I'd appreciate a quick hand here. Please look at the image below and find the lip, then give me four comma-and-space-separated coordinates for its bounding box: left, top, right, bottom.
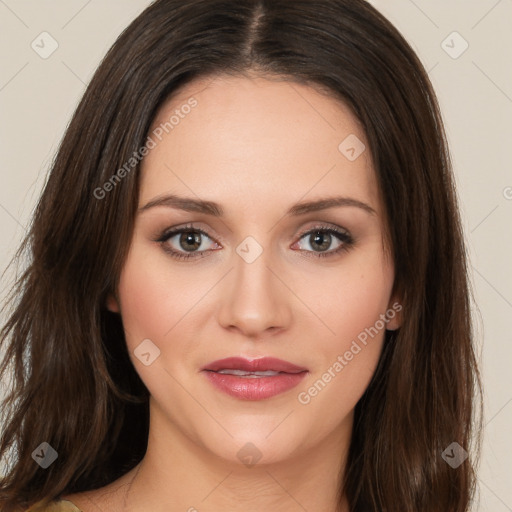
201, 357, 308, 400
202, 357, 307, 373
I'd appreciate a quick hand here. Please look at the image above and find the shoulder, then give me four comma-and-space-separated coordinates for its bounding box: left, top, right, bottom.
25, 465, 140, 512
25, 499, 82, 512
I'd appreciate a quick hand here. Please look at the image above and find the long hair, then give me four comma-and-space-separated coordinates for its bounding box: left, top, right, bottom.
0, 1, 483, 510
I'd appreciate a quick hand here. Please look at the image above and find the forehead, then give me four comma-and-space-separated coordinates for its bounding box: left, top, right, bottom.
139, 74, 381, 218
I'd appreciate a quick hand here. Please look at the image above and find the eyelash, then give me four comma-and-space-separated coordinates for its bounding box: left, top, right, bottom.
155, 223, 355, 261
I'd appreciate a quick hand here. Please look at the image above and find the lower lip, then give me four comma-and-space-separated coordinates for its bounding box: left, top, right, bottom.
202, 371, 307, 400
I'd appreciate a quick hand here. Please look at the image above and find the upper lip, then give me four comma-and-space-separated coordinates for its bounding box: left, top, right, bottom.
201, 357, 308, 374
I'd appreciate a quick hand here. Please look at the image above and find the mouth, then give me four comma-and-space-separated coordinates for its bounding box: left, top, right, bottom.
201, 357, 308, 400
214, 369, 285, 377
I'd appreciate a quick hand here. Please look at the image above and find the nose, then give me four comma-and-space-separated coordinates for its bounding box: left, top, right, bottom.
216, 244, 292, 340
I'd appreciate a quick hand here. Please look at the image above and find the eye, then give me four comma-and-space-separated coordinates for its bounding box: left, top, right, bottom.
155, 223, 220, 261
155, 223, 354, 261
293, 224, 354, 258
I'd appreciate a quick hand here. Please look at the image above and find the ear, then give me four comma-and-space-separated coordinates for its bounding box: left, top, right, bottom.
385, 294, 403, 331
105, 292, 120, 313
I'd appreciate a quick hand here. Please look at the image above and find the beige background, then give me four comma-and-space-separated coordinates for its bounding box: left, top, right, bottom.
0, 1, 511, 509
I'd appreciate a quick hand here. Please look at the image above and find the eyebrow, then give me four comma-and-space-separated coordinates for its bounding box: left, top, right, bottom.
138, 194, 376, 217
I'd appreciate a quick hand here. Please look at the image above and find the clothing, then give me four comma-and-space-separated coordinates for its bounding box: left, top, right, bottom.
26, 499, 82, 512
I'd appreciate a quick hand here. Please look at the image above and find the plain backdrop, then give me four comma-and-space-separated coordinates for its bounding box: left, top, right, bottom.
0, 1, 511, 510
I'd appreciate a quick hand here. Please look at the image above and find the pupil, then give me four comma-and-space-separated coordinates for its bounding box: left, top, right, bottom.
180, 231, 201, 251
311, 231, 330, 252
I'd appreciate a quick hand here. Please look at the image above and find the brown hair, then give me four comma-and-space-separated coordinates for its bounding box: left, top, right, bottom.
0, 1, 483, 510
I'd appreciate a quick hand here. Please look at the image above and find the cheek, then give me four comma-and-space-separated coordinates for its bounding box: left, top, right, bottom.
300, 249, 394, 347
294, 248, 393, 407
117, 265, 166, 342
330, 274, 391, 343
115, 246, 207, 399
116, 244, 195, 350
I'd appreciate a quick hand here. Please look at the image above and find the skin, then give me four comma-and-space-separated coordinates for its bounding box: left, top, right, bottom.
64, 73, 401, 512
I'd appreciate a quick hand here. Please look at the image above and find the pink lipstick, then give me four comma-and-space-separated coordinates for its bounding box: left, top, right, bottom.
201, 357, 308, 400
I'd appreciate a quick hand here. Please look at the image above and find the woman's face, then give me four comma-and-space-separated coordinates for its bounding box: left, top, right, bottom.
108, 74, 400, 467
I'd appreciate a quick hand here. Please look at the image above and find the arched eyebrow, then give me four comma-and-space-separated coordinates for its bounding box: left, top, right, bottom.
138, 194, 376, 216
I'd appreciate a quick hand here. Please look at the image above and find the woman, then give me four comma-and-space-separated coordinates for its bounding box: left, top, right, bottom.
0, 0, 483, 511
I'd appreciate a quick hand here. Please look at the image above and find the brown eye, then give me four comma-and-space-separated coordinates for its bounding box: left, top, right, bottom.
308, 231, 334, 252
156, 224, 220, 261
178, 231, 202, 252
294, 226, 354, 258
